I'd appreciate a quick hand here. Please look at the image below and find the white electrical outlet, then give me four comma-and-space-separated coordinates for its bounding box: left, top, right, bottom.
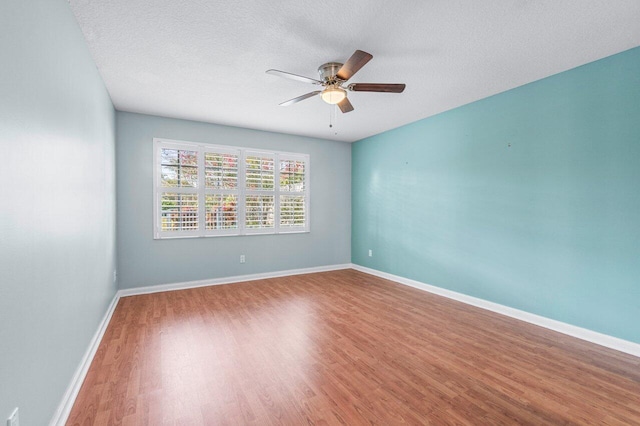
368, 249, 373, 257
113, 270, 117, 283
240, 254, 246, 264
7, 407, 19, 426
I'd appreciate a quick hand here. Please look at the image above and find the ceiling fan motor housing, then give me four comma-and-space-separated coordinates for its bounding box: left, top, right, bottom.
318, 62, 344, 83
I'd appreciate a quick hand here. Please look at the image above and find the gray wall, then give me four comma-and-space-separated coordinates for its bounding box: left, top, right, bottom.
0, 0, 117, 424
116, 112, 351, 289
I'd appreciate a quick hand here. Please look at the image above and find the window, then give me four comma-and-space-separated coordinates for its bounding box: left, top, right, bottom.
153, 138, 309, 238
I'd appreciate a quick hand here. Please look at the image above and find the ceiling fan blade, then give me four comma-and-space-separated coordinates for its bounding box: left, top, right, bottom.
337, 97, 354, 113
336, 50, 373, 81
348, 83, 406, 93
266, 69, 322, 85
279, 91, 322, 106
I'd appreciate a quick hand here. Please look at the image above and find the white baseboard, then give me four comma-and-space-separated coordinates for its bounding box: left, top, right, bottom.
52, 262, 638, 424
118, 263, 353, 297
350, 263, 640, 358
50, 293, 120, 426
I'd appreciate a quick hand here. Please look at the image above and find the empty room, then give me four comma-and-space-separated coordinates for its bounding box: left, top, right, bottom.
2, 0, 640, 425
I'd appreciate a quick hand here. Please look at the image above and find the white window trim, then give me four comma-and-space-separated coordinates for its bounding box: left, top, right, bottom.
153, 138, 310, 239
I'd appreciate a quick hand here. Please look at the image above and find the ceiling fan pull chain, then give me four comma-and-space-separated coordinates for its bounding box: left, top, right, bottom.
329, 104, 333, 128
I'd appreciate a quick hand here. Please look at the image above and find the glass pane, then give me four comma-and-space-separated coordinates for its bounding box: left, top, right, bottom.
245, 195, 274, 229
205, 152, 238, 189
179, 150, 198, 166
205, 153, 223, 168
161, 165, 179, 187
160, 148, 198, 187
205, 168, 223, 188
280, 195, 305, 228
223, 170, 238, 190
246, 155, 274, 190
160, 193, 198, 231
205, 194, 238, 230
279, 160, 305, 192
180, 166, 198, 188
161, 149, 179, 165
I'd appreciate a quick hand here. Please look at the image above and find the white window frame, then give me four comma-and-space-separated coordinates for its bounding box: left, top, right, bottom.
153, 138, 310, 239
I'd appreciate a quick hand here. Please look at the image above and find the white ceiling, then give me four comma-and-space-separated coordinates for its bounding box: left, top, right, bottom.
69, 0, 640, 142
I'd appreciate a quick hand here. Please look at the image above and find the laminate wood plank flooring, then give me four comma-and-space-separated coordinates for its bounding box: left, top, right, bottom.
67, 269, 640, 425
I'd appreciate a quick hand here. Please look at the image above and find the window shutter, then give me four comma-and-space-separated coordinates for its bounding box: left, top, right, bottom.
154, 139, 309, 238
244, 152, 276, 232
203, 149, 240, 234
278, 157, 307, 231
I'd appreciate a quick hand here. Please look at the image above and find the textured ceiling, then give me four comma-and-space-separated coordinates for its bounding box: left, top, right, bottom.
69, 0, 640, 142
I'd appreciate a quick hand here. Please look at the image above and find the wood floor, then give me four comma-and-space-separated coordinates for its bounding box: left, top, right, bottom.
67, 269, 640, 425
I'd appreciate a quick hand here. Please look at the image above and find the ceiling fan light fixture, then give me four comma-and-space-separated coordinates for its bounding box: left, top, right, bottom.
321, 87, 346, 104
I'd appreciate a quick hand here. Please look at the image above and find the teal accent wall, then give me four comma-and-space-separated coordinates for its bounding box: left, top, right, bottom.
116, 112, 351, 289
352, 47, 640, 344
0, 0, 117, 424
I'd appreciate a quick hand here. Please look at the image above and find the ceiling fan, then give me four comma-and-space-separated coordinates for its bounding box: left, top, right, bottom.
266, 50, 406, 113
